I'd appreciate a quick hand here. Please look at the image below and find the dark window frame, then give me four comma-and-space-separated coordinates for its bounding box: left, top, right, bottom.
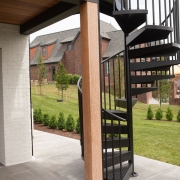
42, 46, 47, 57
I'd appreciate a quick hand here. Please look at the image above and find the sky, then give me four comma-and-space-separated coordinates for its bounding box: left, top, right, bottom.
30, 13, 120, 43
30, 0, 171, 43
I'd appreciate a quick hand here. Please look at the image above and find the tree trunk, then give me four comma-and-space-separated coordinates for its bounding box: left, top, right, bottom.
62, 89, 63, 100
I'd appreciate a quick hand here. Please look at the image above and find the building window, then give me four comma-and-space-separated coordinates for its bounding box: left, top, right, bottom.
67, 44, 73, 50
42, 46, 47, 57
52, 66, 56, 81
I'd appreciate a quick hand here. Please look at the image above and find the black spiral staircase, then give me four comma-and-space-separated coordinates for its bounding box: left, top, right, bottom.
78, 0, 180, 179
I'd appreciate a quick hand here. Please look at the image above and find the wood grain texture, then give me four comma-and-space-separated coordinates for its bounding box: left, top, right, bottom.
0, 0, 59, 24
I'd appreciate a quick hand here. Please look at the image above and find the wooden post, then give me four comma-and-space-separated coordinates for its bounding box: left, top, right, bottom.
80, 1, 102, 180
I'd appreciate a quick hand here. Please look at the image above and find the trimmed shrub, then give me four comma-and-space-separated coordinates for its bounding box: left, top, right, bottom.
43, 113, 50, 126
33, 109, 38, 123
37, 108, 43, 123
177, 110, 180, 122
147, 106, 154, 120
58, 112, 65, 130
72, 74, 80, 84
66, 114, 75, 132
155, 108, 163, 120
49, 115, 57, 129
166, 107, 173, 121
75, 117, 80, 134
67, 74, 73, 84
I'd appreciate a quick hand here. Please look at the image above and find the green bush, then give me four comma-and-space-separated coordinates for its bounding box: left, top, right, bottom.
33, 109, 38, 123
155, 108, 163, 120
75, 117, 80, 134
37, 108, 43, 123
58, 112, 65, 130
43, 113, 50, 126
66, 114, 75, 132
177, 110, 180, 122
72, 74, 80, 84
49, 115, 57, 129
67, 74, 73, 84
166, 107, 173, 121
147, 106, 154, 120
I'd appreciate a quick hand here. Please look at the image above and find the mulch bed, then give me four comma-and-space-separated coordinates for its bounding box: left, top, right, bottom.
34, 123, 80, 140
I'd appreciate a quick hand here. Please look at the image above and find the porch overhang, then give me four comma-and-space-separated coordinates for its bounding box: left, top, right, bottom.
0, 0, 113, 35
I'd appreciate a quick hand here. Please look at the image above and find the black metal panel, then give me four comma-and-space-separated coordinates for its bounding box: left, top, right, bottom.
129, 43, 180, 59
115, 98, 137, 108
131, 75, 175, 84
130, 60, 180, 71
127, 25, 173, 46
104, 164, 132, 180
102, 124, 128, 134
20, 2, 78, 35
102, 110, 127, 120
113, 10, 148, 34
99, 0, 113, 17
131, 87, 158, 96
103, 151, 131, 167
102, 137, 129, 149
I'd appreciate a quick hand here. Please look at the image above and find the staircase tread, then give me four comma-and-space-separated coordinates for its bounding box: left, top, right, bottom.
113, 10, 148, 33
130, 60, 180, 71
131, 74, 175, 84
127, 25, 173, 46
113, 9, 148, 15
131, 87, 158, 96
129, 43, 180, 59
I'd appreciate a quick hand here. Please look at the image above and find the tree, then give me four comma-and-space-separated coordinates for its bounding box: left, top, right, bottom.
153, 79, 172, 107
147, 106, 154, 120
155, 108, 163, 120
177, 109, 180, 122
166, 107, 173, 121
37, 55, 46, 95
55, 62, 69, 100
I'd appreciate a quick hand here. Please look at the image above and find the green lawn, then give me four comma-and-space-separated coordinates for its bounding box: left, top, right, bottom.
31, 84, 180, 166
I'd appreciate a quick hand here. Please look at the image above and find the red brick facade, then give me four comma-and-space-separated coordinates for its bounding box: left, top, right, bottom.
169, 80, 180, 105
30, 34, 110, 82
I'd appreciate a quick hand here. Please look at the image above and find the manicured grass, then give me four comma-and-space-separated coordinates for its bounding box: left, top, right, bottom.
31, 84, 180, 166
133, 102, 180, 166
31, 84, 79, 120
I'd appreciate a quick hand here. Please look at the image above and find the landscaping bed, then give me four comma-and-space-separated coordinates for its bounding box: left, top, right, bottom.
34, 123, 80, 140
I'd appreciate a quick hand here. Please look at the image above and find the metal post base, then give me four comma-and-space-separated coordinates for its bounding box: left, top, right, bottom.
131, 172, 138, 177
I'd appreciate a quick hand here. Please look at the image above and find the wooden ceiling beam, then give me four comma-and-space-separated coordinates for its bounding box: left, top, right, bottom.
20, 1, 79, 35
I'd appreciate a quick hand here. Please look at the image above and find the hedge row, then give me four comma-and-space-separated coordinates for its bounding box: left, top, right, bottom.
147, 106, 180, 122
33, 108, 80, 133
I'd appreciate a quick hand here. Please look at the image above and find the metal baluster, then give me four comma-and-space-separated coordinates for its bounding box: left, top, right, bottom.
118, 54, 121, 99
164, 0, 168, 26
113, 58, 116, 109
152, 0, 155, 25
103, 63, 106, 109
159, 0, 162, 25
137, 0, 139, 9
144, 0, 148, 25
169, 0, 173, 42
108, 59, 111, 109
129, 0, 131, 9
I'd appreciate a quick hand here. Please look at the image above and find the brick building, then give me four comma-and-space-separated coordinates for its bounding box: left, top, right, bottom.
169, 66, 180, 105
30, 21, 125, 82
30, 20, 155, 104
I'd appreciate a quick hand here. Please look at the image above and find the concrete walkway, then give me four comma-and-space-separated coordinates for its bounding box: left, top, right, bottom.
0, 130, 180, 180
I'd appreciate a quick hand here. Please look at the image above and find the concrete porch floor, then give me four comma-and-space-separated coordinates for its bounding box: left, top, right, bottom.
0, 130, 180, 180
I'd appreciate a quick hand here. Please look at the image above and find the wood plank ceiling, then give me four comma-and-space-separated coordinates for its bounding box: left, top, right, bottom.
0, 0, 60, 25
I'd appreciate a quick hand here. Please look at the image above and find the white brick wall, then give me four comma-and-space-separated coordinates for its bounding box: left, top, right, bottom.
0, 23, 32, 166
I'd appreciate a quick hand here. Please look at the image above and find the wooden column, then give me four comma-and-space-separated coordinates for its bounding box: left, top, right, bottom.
80, 1, 102, 180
